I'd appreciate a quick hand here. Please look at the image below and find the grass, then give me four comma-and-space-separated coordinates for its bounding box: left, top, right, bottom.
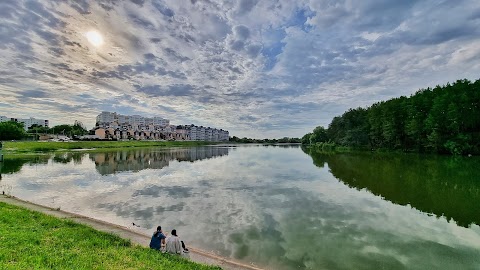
2, 140, 215, 153
0, 202, 221, 270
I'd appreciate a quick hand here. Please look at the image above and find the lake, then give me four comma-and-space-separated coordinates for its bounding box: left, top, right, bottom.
1, 145, 479, 270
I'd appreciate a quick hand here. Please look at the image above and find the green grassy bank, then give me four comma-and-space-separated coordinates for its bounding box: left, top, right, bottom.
2, 141, 215, 153
0, 202, 220, 270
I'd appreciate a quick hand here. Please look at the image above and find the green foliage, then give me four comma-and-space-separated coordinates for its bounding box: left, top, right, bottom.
0, 121, 26, 140
301, 133, 312, 144
229, 136, 301, 143
49, 122, 88, 136
0, 202, 220, 270
27, 124, 49, 134
26, 122, 89, 138
314, 142, 337, 151
303, 79, 480, 155
310, 126, 328, 144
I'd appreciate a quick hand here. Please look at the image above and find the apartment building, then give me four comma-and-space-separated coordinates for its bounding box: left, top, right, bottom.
183, 125, 229, 142
94, 112, 229, 142
0, 116, 9, 123
0, 116, 49, 130
96, 112, 169, 130
96, 111, 116, 124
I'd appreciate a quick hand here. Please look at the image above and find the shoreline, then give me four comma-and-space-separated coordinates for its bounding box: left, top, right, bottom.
0, 195, 263, 270
1, 140, 218, 154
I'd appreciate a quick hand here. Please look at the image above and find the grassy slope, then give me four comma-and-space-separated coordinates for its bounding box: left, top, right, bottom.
0, 202, 220, 270
2, 141, 214, 153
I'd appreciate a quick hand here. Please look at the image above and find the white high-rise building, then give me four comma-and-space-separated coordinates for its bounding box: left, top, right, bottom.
96, 112, 169, 129
1, 116, 49, 130
205, 127, 213, 141
96, 112, 116, 124
20, 118, 49, 130
198, 126, 206, 141
152, 117, 169, 127
94, 112, 228, 142
118, 115, 130, 124
0, 116, 9, 123
212, 129, 219, 141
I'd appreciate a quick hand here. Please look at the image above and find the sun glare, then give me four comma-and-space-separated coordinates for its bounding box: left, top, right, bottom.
86, 30, 104, 47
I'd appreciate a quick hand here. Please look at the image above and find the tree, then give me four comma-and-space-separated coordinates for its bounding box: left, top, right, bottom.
27, 124, 49, 134
301, 133, 312, 144
0, 121, 26, 140
310, 126, 328, 144
302, 78, 480, 155
49, 123, 88, 137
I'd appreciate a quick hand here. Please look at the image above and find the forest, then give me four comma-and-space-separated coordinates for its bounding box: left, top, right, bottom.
302, 79, 480, 155
229, 136, 301, 144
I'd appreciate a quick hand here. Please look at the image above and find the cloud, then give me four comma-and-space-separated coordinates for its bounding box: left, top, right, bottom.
20, 89, 50, 98
233, 25, 250, 40
236, 0, 258, 15
1, 0, 480, 138
133, 185, 193, 198
134, 84, 195, 97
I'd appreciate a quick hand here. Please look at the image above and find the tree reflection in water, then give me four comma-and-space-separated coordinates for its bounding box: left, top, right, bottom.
303, 146, 480, 228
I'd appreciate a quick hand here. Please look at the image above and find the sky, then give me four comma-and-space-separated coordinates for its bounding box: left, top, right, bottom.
1, 0, 480, 138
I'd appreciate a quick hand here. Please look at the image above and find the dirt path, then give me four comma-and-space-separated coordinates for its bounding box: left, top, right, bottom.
0, 195, 263, 270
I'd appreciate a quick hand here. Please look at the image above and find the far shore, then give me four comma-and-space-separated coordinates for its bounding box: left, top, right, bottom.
1, 141, 303, 154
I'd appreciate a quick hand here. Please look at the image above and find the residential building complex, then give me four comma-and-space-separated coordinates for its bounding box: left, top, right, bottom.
93, 111, 229, 142
96, 111, 170, 129
0, 115, 49, 130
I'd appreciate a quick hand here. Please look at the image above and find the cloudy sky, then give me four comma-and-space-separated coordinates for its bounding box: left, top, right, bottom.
1, 0, 480, 138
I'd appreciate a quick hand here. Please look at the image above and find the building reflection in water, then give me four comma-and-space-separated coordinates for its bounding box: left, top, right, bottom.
89, 147, 230, 175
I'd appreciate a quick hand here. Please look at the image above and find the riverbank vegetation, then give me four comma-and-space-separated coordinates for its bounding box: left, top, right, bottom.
229, 136, 301, 143
2, 140, 214, 153
0, 202, 220, 269
303, 79, 480, 155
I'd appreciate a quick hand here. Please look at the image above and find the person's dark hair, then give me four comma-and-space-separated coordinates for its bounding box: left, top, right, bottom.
154, 226, 162, 237
171, 229, 177, 236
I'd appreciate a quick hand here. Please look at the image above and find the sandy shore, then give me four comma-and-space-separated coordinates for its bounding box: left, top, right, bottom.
0, 195, 263, 270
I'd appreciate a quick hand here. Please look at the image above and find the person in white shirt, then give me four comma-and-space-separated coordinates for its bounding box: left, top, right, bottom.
165, 229, 189, 254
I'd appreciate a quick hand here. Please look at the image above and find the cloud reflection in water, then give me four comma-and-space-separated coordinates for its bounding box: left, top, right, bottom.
1, 146, 479, 270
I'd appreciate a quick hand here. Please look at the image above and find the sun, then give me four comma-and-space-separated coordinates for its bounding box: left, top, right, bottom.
85, 30, 104, 47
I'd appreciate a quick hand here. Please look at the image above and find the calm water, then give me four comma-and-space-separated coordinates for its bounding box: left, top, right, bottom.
1, 145, 479, 270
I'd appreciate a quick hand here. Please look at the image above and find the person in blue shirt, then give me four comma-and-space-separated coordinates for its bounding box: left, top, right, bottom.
149, 225, 166, 250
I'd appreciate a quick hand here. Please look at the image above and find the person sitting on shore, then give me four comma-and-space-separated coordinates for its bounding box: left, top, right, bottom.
149, 226, 166, 251
165, 229, 189, 254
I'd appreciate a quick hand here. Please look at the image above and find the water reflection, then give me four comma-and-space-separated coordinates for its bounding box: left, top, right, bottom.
1, 146, 479, 270
0, 155, 50, 174
303, 147, 480, 228
0, 147, 230, 177
89, 147, 229, 175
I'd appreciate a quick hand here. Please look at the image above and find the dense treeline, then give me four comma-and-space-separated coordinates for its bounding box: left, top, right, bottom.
229, 136, 301, 144
27, 121, 88, 137
303, 79, 480, 155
